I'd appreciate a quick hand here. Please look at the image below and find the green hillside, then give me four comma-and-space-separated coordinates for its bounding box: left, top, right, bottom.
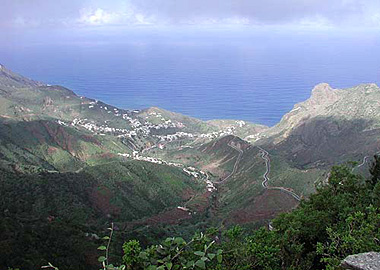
0, 160, 200, 270
2, 65, 380, 270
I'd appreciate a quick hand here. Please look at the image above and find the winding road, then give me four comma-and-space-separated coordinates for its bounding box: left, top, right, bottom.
257, 146, 270, 188
352, 156, 369, 172
216, 141, 302, 202
216, 141, 244, 184
257, 146, 301, 202
351, 151, 380, 173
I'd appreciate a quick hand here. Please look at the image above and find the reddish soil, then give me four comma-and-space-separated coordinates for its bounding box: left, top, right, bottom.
81, 134, 101, 145
124, 208, 192, 230
181, 188, 196, 200
42, 121, 76, 154
188, 191, 212, 213
228, 189, 299, 224
201, 135, 251, 153
47, 146, 58, 155
92, 152, 116, 159
125, 190, 212, 229
26, 125, 46, 144
84, 250, 100, 269
144, 208, 193, 225
89, 186, 121, 217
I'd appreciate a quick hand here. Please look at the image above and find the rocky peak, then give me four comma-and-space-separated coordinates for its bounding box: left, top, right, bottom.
0, 64, 43, 87
354, 83, 380, 94
43, 96, 54, 107
308, 83, 338, 106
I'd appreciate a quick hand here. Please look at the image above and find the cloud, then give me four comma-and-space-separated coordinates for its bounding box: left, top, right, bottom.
79, 8, 116, 25
77, 3, 155, 26
1, 0, 380, 29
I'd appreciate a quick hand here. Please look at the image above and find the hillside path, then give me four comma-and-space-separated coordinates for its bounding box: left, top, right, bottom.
216, 141, 244, 184
257, 147, 301, 202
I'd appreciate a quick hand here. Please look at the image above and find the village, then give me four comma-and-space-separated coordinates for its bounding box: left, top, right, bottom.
117, 149, 217, 214
56, 99, 249, 149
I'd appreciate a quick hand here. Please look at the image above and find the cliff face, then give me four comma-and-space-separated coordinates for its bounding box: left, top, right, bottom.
307, 83, 339, 106
0, 63, 44, 89
248, 83, 380, 168
262, 82, 380, 142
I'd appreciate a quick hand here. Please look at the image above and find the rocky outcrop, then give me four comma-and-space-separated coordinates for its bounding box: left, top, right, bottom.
43, 96, 53, 108
341, 252, 380, 270
307, 83, 339, 106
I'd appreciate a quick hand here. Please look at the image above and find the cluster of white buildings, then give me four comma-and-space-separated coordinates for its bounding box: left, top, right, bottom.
156, 131, 195, 142
183, 167, 200, 178
155, 123, 240, 142
206, 179, 217, 192
118, 151, 183, 168
66, 100, 251, 149
245, 133, 266, 142
79, 101, 186, 137
70, 118, 132, 137
117, 151, 216, 193
66, 107, 187, 139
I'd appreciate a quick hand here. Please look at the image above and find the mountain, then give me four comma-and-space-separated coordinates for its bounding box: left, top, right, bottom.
251, 83, 380, 168
0, 64, 266, 171
1, 64, 380, 269
138, 83, 380, 225
0, 160, 201, 269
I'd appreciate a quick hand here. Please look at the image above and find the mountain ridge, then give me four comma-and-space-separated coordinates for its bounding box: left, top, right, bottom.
2, 63, 380, 270
2, 63, 380, 173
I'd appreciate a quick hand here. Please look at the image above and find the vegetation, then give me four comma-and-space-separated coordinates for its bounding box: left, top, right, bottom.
117, 157, 380, 270
5, 158, 380, 270
0, 161, 200, 270
2, 64, 380, 270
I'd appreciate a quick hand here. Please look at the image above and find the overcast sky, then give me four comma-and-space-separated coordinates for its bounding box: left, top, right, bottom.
1, 0, 380, 29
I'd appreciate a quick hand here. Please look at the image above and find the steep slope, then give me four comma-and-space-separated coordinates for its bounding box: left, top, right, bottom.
2, 64, 380, 269
0, 63, 44, 89
188, 135, 320, 224
0, 118, 130, 171
262, 83, 380, 141
0, 161, 200, 270
0, 65, 266, 170
0, 65, 212, 269
146, 134, 316, 225
207, 119, 268, 139
247, 83, 380, 168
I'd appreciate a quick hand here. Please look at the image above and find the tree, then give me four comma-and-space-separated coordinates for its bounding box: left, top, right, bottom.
369, 155, 380, 187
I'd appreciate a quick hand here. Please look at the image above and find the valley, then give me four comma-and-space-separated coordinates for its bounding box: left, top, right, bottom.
1, 64, 380, 269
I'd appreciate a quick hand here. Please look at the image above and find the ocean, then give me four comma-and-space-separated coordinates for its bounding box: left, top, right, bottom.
1, 26, 379, 126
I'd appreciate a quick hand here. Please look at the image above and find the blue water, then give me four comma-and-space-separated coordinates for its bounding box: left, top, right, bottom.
1, 26, 379, 126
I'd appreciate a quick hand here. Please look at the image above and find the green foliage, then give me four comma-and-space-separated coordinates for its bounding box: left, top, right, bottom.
218, 227, 280, 270
122, 232, 222, 270
0, 160, 199, 270
270, 163, 380, 269
122, 240, 142, 268
98, 223, 126, 270
317, 206, 380, 269
5, 157, 380, 270
0, 168, 97, 270
224, 225, 243, 240
246, 228, 281, 270
369, 155, 380, 187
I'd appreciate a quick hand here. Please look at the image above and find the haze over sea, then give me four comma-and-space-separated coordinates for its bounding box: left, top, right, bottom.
1, 26, 379, 126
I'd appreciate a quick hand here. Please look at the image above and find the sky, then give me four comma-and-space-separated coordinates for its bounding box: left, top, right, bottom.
1, 0, 380, 29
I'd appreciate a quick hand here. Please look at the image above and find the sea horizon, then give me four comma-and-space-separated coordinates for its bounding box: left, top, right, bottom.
2, 26, 379, 126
